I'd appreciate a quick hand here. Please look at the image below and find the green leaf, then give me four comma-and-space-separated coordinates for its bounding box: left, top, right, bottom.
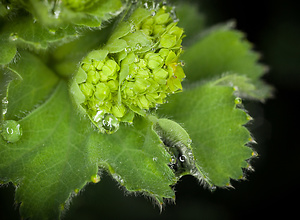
4, 51, 59, 120
22, 0, 123, 27
157, 82, 254, 187
1, 16, 79, 51
181, 25, 272, 100
1, 51, 176, 218
0, 38, 16, 65
0, 81, 97, 219
88, 116, 176, 205
211, 73, 272, 101
176, 2, 206, 46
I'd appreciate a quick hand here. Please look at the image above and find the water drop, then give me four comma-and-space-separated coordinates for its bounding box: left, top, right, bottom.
1, 120, 22, 143
9, 33, 18, 41
93, 110, 105, 123
49, 29, 56, 35
101, 114, 119, 134
152, 157, 158, 162
112, 174, 125, 185
91, 174, 100, 183
187, 139, 192, 145
124, 47, 132, 53
130, 23, 136, 33
234, 97, 242, 105
179, 155, 186, 162
210, 185, 217, 192
134, 57, 140, 63
252, 151, 258, 157
135, 43, 142, 50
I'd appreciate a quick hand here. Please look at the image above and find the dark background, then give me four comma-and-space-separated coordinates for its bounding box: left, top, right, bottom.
1, 0, 299, 219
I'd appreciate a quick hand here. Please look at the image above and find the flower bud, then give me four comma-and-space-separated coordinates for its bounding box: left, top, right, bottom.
94, 83, 110, 101
71, 4, 186, 134
145, 53, 164, 70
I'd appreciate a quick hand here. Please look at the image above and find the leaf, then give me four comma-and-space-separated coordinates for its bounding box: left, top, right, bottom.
1, 16, 79, 51
157, 82, 254, 187
0, 38, 16, 65
176, 2, 206, 46
0, 81, 97, 219
4, 51, 59, 120
22, 0, 123, 27
1, 51, 176, 218
211, 73, 272, 101
87, 116, 176, 205
181, 25, 272, 100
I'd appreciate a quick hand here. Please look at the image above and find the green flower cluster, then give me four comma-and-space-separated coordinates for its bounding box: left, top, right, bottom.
71, 5, 185, 133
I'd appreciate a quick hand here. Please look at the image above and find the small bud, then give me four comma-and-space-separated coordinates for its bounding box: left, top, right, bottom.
153, 68, 169, 84
80, 82, 94, 97
112, 104, 127, 118
154, 13, 170, 25
145, 53, 164, 70
102, 59, 119, 77
133, 78, 151, 93
160, 34, 177, 48
94, 83, 110, 101
86, 70, 100, 84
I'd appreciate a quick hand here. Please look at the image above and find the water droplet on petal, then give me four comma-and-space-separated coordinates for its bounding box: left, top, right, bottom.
1, 120, 22, 143
130, 23, 136, 33
135, 43, 142, 50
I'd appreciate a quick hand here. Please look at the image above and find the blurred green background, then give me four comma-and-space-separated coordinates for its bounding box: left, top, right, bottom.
1, 0, 299, 219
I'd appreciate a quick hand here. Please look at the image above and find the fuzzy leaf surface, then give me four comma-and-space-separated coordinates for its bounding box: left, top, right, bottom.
0, 51, 177, 219
87, 116, 176, 204
5, 51, 59, 120
158, 82, 253, 186
181, 26, 272, 100
0, 81, 97, 220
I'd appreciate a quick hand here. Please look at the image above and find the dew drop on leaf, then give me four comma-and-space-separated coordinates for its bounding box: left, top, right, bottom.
91, 174, 100, 183
179, 155, 186, 162
101, 114, 119, 134
234, 97, 242, 105
1, 120, 22, 143
210, 185, 217, 192
9, 33, 18, 41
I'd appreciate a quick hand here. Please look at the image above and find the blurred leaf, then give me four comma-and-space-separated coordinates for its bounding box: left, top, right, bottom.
176, 2, 206, 45
181, 25, 272, 100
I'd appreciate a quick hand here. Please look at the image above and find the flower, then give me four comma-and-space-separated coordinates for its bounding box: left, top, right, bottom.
71, 5, 185, 133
